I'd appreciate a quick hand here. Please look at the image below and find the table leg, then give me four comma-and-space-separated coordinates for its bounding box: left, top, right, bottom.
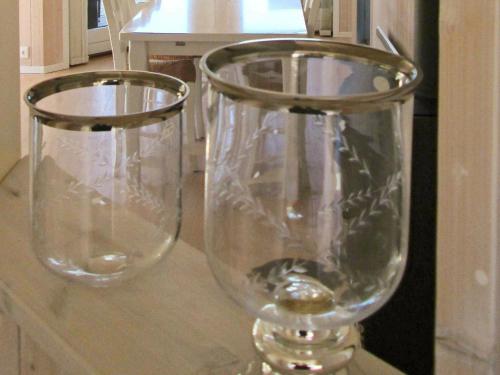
185, 81, 203, 172
128, 41, 149, 71
282, 57, 301, 204
194, 58, 205, 140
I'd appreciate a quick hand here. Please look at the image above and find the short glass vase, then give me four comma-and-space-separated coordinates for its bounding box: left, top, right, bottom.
26, 71, 188, 286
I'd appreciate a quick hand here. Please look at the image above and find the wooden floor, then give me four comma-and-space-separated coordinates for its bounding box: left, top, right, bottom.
20, 54, 205, 251
20, 54, 114, 156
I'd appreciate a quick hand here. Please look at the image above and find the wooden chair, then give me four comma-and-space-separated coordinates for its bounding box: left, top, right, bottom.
102, 0, 204, 172
302, 0, 321, 36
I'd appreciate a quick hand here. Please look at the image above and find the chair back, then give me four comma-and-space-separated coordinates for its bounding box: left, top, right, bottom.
102, 0, 140, 69
303, 0, 320, 36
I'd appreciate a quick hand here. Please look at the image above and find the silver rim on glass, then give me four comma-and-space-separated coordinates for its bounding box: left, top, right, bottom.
25, 70, 190, 130
200, 38, 422, 113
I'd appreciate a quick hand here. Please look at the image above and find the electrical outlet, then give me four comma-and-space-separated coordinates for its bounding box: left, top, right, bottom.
20, 46, 30, 59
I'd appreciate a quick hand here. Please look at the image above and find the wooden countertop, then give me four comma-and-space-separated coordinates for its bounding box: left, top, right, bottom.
0, 157, 404, 374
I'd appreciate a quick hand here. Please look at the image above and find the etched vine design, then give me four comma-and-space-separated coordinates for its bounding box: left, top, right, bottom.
125, 177, 177, 240
317, 171, 401, 229
56, 122, 177, 209
56, 136, 89, 159
345, 172, 401, 235
56, 135, 114, 198
217, 166, 293, 240
122, 121, 177, 175
259, 115, 400, 290
246, 259, 308, 295
330, 119, 374, 180
213, 120, 298, 242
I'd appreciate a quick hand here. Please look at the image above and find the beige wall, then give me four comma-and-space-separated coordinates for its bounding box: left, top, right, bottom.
0, 1, 20, 179
338, 0, 354, 34
69, 0, 89, 65
19, 0, 31, 66
44, 0, 65, 65
437, 0, 500, 372
19, 0, 67, 69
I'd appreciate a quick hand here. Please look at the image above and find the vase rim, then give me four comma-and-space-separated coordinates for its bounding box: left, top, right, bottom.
24, 70, 190, 131
200, 38, 422, 113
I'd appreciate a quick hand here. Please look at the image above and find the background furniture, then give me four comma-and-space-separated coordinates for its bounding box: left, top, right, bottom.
102, 0, 138, 70
120, 0, 308, 172
103, 0, 201, 171
303, 0, 321, 35
120, 0, 308, 70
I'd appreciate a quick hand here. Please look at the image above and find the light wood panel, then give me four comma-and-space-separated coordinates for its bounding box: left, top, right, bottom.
0, 315, 19, 375
332, 0, 357, 42
437, 0, 500, 373
338, 0, 352, 33
369, 0, 415, 210
0, 0, 20, 179
69, 0, 89, 66
20, 333, 62, 375
42, 0, 64, 66
370, 0, 416, 58
0, 158, 404, 374
1, 3, 21, 372
19, 0, 69, 72
19, 0, 32, 66
20, 55, 114, 157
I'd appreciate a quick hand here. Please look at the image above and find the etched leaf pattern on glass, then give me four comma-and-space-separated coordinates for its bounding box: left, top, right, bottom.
210, 107, 403, 311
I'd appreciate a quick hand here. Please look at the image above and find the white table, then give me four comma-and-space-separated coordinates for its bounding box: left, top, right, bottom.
120, 0, 308, 169
120, 0, 308, 70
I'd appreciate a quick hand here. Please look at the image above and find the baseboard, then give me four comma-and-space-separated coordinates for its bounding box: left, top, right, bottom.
70, 56, 89, 66
88, 40, 111, 56
20, 62, 69, 74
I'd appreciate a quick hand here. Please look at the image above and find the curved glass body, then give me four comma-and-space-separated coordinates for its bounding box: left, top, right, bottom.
26, 71, 188, 286
201, 39, 421, 331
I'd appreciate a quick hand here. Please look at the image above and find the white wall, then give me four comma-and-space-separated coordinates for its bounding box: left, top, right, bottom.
0, 1, 20, 179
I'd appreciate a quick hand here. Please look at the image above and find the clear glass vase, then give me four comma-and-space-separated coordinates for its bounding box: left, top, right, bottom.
200, 39, 421, 373
26, 71, 188, 287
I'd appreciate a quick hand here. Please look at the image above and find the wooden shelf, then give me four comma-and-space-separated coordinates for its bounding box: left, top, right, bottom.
0, 158, 403, 374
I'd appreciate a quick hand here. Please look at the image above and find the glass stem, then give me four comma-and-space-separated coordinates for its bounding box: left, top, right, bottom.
253, 319, 360, 374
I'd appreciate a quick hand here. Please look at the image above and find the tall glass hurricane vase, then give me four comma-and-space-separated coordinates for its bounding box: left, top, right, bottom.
201, 39, 421, 373
26, 71, 188, 287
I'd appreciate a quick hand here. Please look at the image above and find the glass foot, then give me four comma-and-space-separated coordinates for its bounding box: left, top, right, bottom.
206, 357, 350, 375
252, 320, 360, 374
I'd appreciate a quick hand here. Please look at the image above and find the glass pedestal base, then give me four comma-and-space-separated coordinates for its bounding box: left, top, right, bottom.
210, 359, 350, 375
252, 320, 360, 374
